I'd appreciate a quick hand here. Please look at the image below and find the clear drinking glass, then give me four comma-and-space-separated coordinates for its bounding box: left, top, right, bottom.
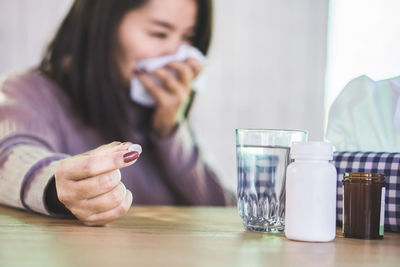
236, 129, 308, 233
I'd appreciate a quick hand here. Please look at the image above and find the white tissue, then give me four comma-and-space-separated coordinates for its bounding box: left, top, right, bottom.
391, 78, 400, 134
325, 75, 400, 152
130, 44, 206, 107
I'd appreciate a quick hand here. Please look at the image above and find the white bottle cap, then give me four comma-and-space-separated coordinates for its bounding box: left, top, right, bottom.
291, 141, 333, 160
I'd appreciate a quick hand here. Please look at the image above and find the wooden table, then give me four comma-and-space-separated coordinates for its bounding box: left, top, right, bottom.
0, 205, 399, 267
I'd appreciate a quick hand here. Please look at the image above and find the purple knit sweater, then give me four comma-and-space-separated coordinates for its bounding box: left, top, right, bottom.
0, 71, 231, 216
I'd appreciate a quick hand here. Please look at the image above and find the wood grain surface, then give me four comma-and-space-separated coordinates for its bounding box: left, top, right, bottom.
0, 205, 399, 267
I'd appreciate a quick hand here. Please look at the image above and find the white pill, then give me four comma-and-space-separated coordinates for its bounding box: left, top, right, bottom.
128, 144, 142, 154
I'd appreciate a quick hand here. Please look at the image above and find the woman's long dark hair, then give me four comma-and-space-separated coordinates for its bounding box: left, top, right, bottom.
40, 0, 213, 142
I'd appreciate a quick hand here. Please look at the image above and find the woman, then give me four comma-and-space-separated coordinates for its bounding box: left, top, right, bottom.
0, 0, 231, 226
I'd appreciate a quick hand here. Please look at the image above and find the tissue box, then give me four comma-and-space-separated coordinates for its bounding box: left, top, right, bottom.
333, 152, 400, 232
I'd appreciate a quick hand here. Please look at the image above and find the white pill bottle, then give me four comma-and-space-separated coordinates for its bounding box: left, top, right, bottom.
285, 141, 337, 242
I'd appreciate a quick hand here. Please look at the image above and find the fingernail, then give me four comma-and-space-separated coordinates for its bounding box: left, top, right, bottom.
128, 144, 142, 154
123, 151, 139, 163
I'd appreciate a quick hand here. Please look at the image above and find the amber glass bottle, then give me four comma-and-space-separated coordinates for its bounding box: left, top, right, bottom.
342, 173, 386, 239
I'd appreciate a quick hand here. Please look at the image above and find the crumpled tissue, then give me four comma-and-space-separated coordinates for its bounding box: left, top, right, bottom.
326, 75, 400, 152
130, 44, 206, 107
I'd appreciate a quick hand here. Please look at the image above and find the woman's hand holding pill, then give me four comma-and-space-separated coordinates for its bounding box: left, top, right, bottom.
54, 142, 141, 226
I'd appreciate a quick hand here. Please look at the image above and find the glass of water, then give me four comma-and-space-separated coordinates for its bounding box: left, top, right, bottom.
236, 129, 307, 233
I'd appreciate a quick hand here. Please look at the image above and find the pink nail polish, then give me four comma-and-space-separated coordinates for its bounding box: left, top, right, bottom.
123, 151, 139, 163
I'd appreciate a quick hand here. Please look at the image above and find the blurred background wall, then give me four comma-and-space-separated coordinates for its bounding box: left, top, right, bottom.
192, 0, 328, 190
0, 1, 72, 74
1, 0, 399, 191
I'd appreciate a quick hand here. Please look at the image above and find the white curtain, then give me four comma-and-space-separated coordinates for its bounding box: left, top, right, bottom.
325, 0, 400, 122
0, 0, 329, 191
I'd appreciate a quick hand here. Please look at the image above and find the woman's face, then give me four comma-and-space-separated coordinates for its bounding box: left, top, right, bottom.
117, 0, 198, 82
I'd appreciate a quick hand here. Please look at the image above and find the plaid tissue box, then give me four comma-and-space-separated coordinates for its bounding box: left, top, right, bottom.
333, 152, 400, 232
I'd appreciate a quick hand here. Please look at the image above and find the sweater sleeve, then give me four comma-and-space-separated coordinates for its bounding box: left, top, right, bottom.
0, 73, 69, 216
148, 120, 235, 206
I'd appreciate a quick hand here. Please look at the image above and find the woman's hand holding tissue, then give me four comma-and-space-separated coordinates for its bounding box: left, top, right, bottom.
54, 142, 141, 226
136, 58, 203, 138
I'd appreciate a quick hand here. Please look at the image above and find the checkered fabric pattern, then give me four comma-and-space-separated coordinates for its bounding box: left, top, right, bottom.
333, 152, 400, 232
237, 154, 280, 199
